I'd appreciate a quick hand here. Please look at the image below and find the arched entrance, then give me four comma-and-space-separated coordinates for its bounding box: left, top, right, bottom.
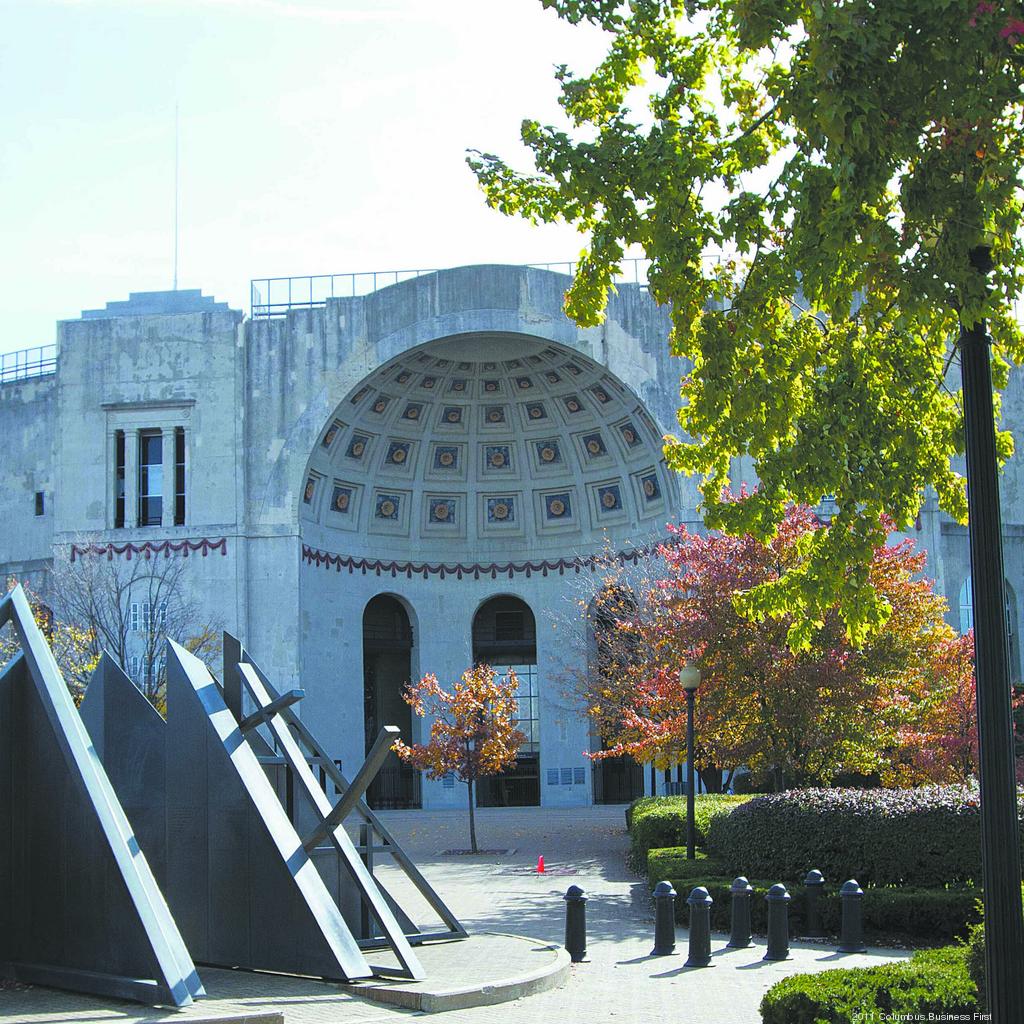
297, 331, 680, 807
362, 595, 420, 809
472, 596, 540, 807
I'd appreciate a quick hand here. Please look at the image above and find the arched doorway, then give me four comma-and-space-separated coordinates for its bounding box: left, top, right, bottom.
363, 595, 420, 809
589, 588, 645, 804
471, 596, 540, 807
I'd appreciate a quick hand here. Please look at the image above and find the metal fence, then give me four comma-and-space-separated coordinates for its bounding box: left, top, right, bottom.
0, 344, 57, 383
249, 259, 660, 318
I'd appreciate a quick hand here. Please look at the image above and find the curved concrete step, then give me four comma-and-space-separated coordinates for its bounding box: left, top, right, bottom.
352, 932, 571, 1013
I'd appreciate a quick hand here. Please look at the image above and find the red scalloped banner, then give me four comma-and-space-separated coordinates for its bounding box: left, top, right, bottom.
300, 541, 665, 581
70, 538, 228, 562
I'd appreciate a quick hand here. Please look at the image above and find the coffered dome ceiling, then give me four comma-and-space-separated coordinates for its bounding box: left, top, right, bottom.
300, 334, 677, 559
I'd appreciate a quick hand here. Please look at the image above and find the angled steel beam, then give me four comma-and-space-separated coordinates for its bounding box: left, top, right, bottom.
238, 689, 304, 734
167, 641, 374, 981
302, 726, 400, 853
237, 663, 426, 980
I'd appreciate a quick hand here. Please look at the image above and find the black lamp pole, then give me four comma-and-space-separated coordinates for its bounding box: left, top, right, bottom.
960, 246, 1024, 1021
686, 688, 696, 860
680, 665, 700, 860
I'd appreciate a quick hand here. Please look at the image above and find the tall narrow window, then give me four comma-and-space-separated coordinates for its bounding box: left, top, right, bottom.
174, 427, 186, 525
114, 430, 126, 528
138, 430, 163, 526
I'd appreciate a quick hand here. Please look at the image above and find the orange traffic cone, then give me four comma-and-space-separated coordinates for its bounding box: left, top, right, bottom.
537, 855, 545, 874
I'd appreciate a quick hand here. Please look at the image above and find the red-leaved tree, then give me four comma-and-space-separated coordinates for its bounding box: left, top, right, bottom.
584, 501, 968, 789
888, 630, 1024, 786
394, 665, 525, 853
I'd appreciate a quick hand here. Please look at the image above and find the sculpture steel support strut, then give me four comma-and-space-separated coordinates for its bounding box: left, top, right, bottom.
0, 586, 203, 1007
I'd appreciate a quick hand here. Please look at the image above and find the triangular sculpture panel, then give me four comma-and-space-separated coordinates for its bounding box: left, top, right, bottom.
0, 586, 203, 1007
83, 644, 374, 980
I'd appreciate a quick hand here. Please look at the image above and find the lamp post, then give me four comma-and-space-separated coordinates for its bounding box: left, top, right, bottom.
679, 664, 701, 860
959, 245, 1024, 1018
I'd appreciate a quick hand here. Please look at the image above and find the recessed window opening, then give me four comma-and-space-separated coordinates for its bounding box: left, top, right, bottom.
472, 596, 540, 807
174, 427, 186, 526
138, 430, 163, 527
34, 491, 44, 517
114, 430, 126, 528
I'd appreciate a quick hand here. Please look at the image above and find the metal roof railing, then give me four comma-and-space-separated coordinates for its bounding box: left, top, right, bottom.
249, 259, 661, 319
0, 344, 57, 383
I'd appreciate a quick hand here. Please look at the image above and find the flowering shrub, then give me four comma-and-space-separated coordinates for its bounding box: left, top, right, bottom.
706, 786, 1024, 887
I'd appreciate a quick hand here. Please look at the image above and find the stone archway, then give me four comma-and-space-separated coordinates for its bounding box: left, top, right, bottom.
296, 330, 678, 806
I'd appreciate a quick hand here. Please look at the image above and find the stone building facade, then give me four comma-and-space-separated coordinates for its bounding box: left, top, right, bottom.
2, 264, 1021, 807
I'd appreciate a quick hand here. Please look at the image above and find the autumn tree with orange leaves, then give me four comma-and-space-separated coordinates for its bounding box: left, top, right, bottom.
584, 503, 972, 790
394, 664, 525, 853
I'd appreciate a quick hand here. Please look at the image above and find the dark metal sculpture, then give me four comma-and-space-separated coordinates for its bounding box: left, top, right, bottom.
0, 585, 203, 1007
81, 632, 465, 984
220, 635, 466, 951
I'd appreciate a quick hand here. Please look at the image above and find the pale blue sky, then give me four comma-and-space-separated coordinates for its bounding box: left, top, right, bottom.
0, 0, 612, 353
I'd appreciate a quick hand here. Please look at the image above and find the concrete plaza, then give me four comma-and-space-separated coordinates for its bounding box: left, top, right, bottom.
0, 806, 911, 1024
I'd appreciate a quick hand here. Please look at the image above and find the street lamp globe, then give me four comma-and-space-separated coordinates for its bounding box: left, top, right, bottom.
679, 664, 701, 692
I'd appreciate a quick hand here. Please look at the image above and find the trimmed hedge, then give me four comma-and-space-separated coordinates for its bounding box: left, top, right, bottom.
626, 794, 751, 869
706, 785, 1024, 887
760, 945, 977, 1023
653, 870, 982, 942
646, 847, 727, 886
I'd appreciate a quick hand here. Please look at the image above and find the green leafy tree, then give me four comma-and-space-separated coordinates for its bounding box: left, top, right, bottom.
470, 0, 1024, 647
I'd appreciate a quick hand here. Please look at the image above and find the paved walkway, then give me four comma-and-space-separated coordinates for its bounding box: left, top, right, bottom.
1, 806, 911, 1024
367, 806, 911, 1023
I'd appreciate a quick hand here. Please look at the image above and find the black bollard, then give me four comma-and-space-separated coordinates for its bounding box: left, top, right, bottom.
652, 880, 678, 955
804, 869, 825, 938
727, 876, 753, 948
563, 885, 588, 962
839, 879, 867, 953
764, 883, 792, 961
685, 886, 714, 967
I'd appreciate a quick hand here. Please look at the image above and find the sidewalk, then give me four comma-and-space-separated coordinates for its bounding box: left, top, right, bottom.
368, 805, 911, 1023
